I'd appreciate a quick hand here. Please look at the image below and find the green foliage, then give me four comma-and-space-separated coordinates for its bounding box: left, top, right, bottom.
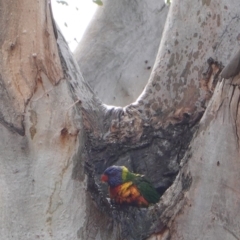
92, 0, 103, 6
56, 0, 68, 6
56, 0, 102, 7
165, 0, 171, 5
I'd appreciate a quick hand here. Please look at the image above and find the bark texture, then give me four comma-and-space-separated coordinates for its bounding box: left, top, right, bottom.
75, 0, 240, 239
170, 54, 240, 240
1, 0, 240, 239
0, 1, 85, 239
0, 0, 63, 135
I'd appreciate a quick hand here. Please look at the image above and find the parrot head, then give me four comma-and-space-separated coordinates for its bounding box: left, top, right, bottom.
101, 165, 129, 187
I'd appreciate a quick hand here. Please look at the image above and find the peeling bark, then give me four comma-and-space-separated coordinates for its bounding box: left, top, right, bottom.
0, 0, 63, 134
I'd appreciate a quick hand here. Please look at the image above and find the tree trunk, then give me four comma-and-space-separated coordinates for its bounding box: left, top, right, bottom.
0, 1, 85, 239
1, 0, 240, 240
74, 0, 169, 106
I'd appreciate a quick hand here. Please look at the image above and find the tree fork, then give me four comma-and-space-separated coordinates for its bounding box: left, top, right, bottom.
1, 0, 240, 239
71, 55, 222, 239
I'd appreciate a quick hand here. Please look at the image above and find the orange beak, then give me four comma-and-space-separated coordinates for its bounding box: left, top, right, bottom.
101, 174, 108, 182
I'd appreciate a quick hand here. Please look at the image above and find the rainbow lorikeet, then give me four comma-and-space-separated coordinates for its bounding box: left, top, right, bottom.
101, 166, 160, 208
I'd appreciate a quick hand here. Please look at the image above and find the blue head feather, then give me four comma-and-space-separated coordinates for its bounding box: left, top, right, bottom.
103, 166, 123, 187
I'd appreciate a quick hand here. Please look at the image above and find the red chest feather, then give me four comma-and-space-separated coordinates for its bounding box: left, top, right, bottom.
109, 182, 149, 207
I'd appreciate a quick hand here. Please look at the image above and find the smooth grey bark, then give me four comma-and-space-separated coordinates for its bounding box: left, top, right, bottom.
75, 0, 168, 106
169, 58, 240, 239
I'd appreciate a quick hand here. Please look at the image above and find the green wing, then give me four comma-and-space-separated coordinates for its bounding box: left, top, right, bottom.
133, 175, 160, 204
